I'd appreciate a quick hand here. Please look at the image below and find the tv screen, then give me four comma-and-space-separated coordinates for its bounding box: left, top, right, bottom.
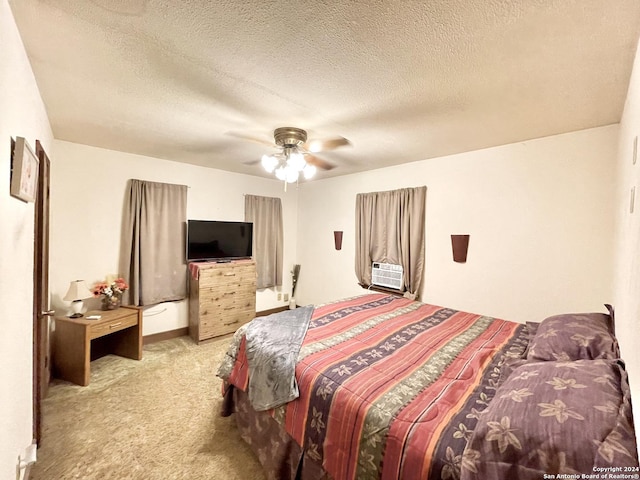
186, 220, 253, 262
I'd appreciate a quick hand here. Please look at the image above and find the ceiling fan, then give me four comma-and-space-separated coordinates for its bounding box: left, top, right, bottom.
230, 127, 351, 184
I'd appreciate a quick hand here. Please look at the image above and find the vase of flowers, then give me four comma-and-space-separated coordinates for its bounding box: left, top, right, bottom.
93, 277, 128, 311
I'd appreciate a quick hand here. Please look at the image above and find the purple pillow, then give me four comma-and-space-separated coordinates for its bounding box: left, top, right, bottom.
521, 321, 540, 357
461, 359, 639, 480
499, 322, 541, 382
526, 312, 618, 361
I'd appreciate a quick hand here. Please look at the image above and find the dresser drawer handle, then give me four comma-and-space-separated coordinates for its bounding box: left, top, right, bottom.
223, 273, 236, 276
223, 320, 239, 326
109, 322, 123, 329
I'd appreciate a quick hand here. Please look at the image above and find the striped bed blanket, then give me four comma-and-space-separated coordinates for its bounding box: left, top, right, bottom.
223, 293, 529, 480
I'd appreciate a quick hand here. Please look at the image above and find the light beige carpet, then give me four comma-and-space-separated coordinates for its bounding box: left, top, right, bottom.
31, 336, 266, 480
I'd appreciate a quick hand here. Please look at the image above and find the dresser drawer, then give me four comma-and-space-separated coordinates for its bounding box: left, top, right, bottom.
199, 293, 254, 309
199, 285, 240, 301
200, 311, 254, 338
199, 294, 255, 337
200, 304, 254, 325
89, 313, 138, 339
199, 267, 256, 288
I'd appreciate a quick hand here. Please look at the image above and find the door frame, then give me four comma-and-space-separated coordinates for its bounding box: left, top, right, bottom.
33, 140, 51, 444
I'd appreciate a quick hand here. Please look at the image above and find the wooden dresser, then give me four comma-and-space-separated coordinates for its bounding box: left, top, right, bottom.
189, 259, 256, 343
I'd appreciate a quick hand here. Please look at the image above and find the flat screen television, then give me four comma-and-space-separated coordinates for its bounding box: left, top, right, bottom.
186, 220, 253, 262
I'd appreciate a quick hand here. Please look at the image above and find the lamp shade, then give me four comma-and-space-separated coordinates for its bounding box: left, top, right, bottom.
63, 280, 92, 301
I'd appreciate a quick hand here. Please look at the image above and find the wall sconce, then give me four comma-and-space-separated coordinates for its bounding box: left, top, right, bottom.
63, 280, 93, 318
451, 235, 470, 263
334, 231, 343, 250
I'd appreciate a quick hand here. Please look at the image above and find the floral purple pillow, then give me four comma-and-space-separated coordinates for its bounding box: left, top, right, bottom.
460, 359, 639, 480
499, 322, 541, 382
526, 321, 540, 340
526, 312, 619, 362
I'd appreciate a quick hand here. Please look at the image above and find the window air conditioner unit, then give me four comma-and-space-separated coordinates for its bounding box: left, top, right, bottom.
371, 262, 403, 291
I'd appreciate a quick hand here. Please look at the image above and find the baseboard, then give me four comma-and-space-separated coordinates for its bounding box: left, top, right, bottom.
256, 306, 290, 316
143, 327, 189, 345
18, 440, 37, 480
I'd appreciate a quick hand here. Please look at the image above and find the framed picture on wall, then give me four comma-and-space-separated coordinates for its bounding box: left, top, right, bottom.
10, 136, 39, 203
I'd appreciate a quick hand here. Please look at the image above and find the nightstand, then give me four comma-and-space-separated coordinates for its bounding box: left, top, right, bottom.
53, 306, 143, 386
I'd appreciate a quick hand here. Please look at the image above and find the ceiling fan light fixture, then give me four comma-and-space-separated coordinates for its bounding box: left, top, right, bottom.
275, 165, 286, 181
303, 164, 317, 179
285, 166, 299, 183
287, 150, 306, 171
275, 165, 299, 183
243, 127, 344, 187
306, 140, 322, 153
261, 154, 278, 173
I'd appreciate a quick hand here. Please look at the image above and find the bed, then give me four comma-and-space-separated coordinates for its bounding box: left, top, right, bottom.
218, 293, 639, 480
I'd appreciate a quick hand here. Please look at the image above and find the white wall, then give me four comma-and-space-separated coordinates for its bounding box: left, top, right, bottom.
50, 141, 298, 335
296, 125, 617, 325
0, 0, 54, 477
613, 37, 640, 438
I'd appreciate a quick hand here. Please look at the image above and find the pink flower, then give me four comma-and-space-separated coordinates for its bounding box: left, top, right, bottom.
93, 278, 128, 298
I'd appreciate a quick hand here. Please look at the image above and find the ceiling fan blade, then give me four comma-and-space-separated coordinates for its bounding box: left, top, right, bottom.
305, 153, 336, 171
304, 136, 351, 153
226, 131, 275, 147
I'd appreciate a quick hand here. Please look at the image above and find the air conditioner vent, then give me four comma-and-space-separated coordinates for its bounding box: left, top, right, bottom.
371, 262, 403, 290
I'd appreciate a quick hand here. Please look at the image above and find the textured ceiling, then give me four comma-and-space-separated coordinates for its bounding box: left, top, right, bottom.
8, 0, 640, 181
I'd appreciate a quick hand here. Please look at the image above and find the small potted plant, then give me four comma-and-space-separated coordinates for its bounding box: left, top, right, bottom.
290, 264, 300, 309
93, 276, 128, 311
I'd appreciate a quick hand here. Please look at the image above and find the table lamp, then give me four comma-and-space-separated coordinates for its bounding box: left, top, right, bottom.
63, 280, 93, 318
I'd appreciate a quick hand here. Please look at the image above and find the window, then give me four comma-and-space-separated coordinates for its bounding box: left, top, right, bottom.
355, 186, 426, 299
245, 195, 283, 289
119, 179, 188, 306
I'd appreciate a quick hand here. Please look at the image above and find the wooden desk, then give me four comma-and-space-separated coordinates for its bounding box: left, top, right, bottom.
53, 306, 143, 386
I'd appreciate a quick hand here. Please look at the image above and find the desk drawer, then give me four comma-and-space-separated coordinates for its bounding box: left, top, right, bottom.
89, 314, 138, 339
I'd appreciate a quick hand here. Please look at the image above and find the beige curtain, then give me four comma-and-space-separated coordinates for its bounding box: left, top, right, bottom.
355, 186, 426, 299
119, 179, 188, 306
245, 195, 283, 289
